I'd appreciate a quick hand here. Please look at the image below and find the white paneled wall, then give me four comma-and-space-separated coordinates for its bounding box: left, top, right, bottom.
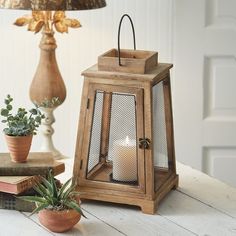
0, 0, 173, 158
173, 0, 236, 187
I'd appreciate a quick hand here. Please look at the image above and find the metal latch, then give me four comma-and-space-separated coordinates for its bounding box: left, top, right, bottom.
139, 138, 151, 149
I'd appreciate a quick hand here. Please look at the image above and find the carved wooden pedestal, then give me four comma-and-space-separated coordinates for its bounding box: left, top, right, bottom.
30, 30, 66, 159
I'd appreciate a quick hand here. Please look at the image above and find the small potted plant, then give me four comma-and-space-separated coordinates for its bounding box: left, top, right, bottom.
18, 171, 86, 233
0, 94, 44, 162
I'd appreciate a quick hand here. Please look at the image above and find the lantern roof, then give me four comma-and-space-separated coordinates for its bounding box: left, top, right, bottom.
82, 63, 173, 86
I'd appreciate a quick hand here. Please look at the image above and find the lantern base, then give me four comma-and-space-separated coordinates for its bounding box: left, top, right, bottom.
110, 174, 138, 186
86, 162, 139, 186
79, 174, 178, 214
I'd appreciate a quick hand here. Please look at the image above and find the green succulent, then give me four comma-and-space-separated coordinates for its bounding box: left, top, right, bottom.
18, 170, 86, 218
37, 97, 61, 108
0, 94, 45, 136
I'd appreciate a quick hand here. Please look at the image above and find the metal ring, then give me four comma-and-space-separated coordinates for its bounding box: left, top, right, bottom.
118, 14, 136, 66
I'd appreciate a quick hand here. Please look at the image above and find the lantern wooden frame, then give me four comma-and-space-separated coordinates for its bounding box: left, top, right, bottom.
73, 50, 178, 214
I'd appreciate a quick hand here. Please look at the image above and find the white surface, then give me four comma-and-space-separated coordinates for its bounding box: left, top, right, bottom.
173, 0, 236, 186
40, 107, 65, 160
1, 161, 236, 236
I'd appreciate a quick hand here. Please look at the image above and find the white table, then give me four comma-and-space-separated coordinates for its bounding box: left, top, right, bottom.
0, 161, 236, 236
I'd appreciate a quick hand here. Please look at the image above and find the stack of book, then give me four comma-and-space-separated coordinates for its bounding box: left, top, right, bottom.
0, 152, 65, 212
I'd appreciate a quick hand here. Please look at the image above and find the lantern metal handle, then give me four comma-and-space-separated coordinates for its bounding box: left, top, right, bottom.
118, 14, 136, 66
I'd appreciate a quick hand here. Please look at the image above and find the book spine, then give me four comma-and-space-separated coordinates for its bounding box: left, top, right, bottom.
0, 167, 48, 176
0, 164, 65, 177
0, 193, 35, 212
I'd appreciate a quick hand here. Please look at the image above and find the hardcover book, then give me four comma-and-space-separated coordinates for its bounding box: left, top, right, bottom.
0, 179, 61, 212
0, 176, 39, 194
0, 152, 65, 176
0, 189, 36, 212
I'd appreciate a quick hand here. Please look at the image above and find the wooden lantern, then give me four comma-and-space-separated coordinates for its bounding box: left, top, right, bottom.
73, 15, 178, 214
73, 50, 178, 214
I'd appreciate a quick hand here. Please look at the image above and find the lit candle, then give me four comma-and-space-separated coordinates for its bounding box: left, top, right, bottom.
113, 136, 137, 182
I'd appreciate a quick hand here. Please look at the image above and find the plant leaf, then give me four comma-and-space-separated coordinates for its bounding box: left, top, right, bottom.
64, 200, 87, 218
4, 99, 10, 105
17, 196, 47, 204
29, 108, 38, 115
1, 109, 9, 116
35, 116, 42, 123
6, 104, 12, 111
60, 184, 75, 201
58, 177, 72, 198
33, 183, 52, 204
30, 202, 50, 216
41, 178, 54, 196
48, 170, 58, 199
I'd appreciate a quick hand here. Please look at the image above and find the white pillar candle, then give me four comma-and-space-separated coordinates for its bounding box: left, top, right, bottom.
113, 136, 137, 182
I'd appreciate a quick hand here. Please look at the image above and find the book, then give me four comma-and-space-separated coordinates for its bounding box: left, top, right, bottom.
0, 176, 39, 194
0, 152, 65, 176
0, 178, 62, 212
0, 189, 36, 212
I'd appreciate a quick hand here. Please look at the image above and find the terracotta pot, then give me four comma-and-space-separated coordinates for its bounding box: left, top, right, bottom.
38, 209, 81, 233
5, 135, 33, 163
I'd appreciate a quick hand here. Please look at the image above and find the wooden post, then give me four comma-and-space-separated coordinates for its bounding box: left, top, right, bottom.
163, 73, 177, 176
100, 93, 112, 163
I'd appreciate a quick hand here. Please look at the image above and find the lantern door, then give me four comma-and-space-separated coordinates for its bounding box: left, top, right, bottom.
79, 83, 145, 194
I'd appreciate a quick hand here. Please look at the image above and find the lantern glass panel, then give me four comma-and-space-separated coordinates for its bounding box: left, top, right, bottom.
87, 91, 104, 172
108, 93, 138, 184
152, 81, 169, 191
86, 90, 138, 186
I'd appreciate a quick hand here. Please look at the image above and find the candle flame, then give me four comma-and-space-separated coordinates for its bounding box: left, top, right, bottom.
125, 136, 130, 144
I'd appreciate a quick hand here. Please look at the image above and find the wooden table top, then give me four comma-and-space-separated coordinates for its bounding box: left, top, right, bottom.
0, 160, 235, 236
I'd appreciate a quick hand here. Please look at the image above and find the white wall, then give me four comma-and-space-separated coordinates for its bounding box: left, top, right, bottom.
0, 0, 173, 159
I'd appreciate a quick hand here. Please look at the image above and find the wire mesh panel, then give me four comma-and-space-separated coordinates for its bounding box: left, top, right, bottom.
87, 91, 104, 173
86, 90, 138, 186
152, 81, 169, 191
108, 93, 138, 185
